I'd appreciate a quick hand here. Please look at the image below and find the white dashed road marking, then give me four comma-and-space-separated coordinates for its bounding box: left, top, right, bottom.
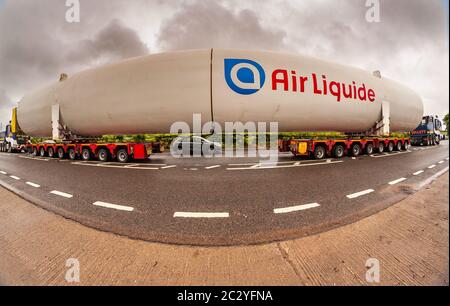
347, 189, 375, 199
389, 178, 407, 185
438, 161, 444, 164
413, 170, 424, 176
161, 165, 177, 169
428, 165, 436, 169
205, 165, 221, 170
50, 190, 73, 198
418, 167, 449, 189
228, 160, 343, 171
26, 182, 41, 188
0, 171, 7, 175
274, 203, 320, 214
370, 151, 410, 158
9, 175, 20, 180
93, 201, 134, 212
18, 156, 49, 162
174, 212, 230, 218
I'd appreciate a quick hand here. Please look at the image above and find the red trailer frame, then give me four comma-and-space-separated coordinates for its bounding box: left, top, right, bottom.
279, 137, 411, 159
27, 142, 154, 163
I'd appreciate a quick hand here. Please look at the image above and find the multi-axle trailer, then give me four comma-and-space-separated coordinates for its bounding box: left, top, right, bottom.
278, 136, 411, 159
27, 141, 156, 163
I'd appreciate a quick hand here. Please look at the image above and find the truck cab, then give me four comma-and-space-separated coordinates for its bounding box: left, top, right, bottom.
0, 108, 28, 153
411, 115, 442, 146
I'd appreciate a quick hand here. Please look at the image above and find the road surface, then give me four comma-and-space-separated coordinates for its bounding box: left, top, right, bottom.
0, 142, 448, 245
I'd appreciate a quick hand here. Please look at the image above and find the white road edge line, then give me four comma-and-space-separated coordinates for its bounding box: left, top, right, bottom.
274, 203, 320, 214
428, 165, 436, 169
413, 170, 424, 176
174, 212, 230, 218
418, 167, 449, 189
227, 160, 343, 171
205, 165, 221, 170
161, 165, 177, 169
50, 190, 73, 198
93, 201, 134, 212
389, 178, 407, 185
26, 182, 41, 188
9, 175, 20, 180
347, 189, 375, 199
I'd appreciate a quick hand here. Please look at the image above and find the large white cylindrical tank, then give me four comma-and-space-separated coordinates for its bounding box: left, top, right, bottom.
18, 49, 423, 137
213, 49, 423, 133
18, 50, 213, 137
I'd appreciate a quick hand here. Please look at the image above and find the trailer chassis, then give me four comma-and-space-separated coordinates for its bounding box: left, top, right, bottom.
279, 137, 411, 159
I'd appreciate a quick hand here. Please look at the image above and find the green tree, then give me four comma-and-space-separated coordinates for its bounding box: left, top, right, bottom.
444, 113, 449, 132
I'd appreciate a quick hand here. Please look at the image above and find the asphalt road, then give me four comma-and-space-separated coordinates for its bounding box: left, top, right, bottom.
0, 142, 449, 246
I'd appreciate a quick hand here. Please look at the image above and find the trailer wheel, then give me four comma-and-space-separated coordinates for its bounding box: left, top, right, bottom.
333, 144, 345, 158
313, 145, 326, 160
117, 149, 130, 163
117, 149, 129, 163
40, 147, 46, 157
57, 148, 65, 159
48, 147, 55, 158
81, 148, 92, 161
98, 148, 110, 162
387, 142, 394, 152
402, 141, 410, 151
365, 143, 374, 155
68, 148, 77, 160
378, 143, 385, 153
351, 143, 362, 157
396, 141, 403, 151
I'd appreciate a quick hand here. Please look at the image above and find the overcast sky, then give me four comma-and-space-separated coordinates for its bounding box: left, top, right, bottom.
0, 0, 448, 129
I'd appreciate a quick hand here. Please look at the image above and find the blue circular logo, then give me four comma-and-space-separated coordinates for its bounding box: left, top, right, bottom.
224, 59, 266, 95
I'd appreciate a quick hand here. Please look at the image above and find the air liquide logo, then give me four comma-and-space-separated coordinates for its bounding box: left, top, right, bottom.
224, 59, 266, 95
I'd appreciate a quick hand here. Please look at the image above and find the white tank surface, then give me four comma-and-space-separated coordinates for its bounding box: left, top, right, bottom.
18, 49, 423, 137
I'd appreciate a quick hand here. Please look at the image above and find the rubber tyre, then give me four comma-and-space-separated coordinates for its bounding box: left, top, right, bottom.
117, 149, 129, 163
40, 147, 46, 157
57, 148, 65, 159
402, 142, 410, 151
333, 144, 345, 159
48, 147, 55, 158
387, 142, 394, 152
396, 141, 402, 151
98, 148, 110, 162
68, 148, 77, 160
81, 148, 92, 161
365, 143, 374, 155
378, 143, 385, 153
350, 143, 362, 157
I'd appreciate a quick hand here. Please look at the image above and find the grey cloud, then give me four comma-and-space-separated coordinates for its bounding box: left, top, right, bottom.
0, 0, 448, 124
157, 0, 287, 51
0, 0, 149, 101
67, 19, 149, 64
273, 0, 449, 117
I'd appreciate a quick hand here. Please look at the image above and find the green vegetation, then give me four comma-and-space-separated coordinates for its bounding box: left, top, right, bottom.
444, 113, 449, 132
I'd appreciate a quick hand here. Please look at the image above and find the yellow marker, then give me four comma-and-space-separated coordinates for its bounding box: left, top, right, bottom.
298, 142, 308, 155
11, 107, 18, 134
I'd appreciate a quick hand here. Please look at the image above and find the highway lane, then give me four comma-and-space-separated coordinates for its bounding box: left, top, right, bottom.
0, 142, 448, 246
